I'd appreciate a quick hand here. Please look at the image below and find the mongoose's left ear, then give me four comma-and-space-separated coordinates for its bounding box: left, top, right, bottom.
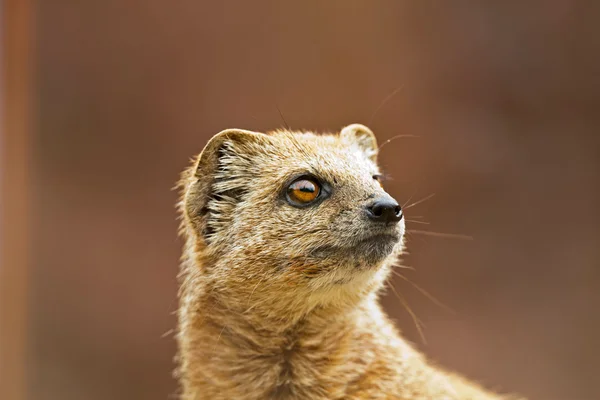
340, 124, 378, 162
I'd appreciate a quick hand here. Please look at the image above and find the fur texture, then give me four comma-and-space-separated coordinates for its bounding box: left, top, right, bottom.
175, 124, 522, 399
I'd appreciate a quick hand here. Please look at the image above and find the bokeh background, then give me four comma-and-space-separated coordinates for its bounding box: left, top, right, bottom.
2, 1, 600, 399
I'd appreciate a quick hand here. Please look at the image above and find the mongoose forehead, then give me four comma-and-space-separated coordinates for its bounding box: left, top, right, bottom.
179, 124, 405, 305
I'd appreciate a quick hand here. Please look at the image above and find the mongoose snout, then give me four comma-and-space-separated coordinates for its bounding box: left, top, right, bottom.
365, 196, 403, 223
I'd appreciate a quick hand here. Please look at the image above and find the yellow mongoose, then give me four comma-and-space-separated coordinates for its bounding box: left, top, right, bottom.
175, 124, 522, 399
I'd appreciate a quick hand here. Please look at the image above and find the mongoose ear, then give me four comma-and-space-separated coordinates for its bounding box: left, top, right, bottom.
192, 128, 262, 179
182, 128, 264, 238
340, 124, 378, 162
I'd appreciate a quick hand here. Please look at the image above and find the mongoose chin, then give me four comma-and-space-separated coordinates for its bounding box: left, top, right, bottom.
175, 124, 523, 400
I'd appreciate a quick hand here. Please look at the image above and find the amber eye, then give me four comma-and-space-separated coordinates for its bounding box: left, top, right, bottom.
287, 178, 321, 205
373, 174, 383, 187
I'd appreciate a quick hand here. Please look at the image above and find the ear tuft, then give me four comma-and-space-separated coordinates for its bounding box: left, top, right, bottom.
340, 124, 378, 162
193, 129, 262, 178
182, 128, 264, 240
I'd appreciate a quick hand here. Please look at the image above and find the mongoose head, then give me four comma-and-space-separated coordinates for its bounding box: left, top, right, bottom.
179, 124, 405, 309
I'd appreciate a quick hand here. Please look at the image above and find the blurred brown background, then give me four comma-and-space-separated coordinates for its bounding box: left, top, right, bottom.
1, 1, 599, 399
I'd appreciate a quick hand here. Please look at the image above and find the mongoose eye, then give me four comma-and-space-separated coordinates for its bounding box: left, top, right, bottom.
373, 174, 384, 187
287, 178, 321, 205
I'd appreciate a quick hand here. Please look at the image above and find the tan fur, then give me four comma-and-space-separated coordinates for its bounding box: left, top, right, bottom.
175, 124, 523, 399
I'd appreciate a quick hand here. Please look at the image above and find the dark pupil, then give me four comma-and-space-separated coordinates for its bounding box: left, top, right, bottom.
299, 184, 314, 192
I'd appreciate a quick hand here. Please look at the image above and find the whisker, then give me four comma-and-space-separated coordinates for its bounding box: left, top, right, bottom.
402, 191, 417, 208
406, 233, 430, 246
391, 270, 455, 314
387, 281, 427, 344
161, 329, 175, 339
409, 229, 473, 241
369, 85, 404, 125
403, 193, 436, 210
213, 326, 226, 351
378, 134, 419, 151
406, 219, 430, 225
275, 103, 290, 130
246, 272, 269, 308
394, 264, 416, 270
391, 261, 416, 271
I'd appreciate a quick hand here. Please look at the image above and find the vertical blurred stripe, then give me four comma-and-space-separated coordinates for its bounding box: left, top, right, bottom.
0, 0, 33, 399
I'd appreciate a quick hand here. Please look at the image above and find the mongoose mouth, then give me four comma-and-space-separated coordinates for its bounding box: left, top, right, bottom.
354, 232, 401, 262
356, 232, 401, 245
310, 231, 401, 266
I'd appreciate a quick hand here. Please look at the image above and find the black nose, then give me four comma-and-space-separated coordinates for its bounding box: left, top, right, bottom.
366, 198, 403, 224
